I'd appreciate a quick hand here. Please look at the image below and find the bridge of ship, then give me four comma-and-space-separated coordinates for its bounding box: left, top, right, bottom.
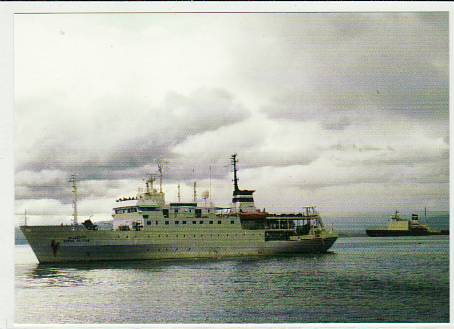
241, 213, 326, 241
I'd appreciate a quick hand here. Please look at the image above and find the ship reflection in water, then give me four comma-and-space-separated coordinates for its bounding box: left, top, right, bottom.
16, 235, 449, 323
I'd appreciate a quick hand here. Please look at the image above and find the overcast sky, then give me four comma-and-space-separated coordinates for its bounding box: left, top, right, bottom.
15, 12, 449, 224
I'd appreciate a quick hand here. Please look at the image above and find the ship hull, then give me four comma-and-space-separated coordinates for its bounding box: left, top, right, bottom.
20, 226, 337, 263
366, 229, 449, 237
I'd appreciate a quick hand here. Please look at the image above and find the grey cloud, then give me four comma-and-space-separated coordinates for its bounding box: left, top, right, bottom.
16, 88, 250, 190
329, 144, 386, 152
260, 12, 448, 128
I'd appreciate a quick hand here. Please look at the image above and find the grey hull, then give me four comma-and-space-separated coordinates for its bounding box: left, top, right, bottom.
21, 225, 337, 263
28, 239, 337, 263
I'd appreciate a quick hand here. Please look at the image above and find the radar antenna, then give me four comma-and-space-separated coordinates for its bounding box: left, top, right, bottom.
231, 154, 239, 192
69, 174, 78, 225
145, 174, 157, 193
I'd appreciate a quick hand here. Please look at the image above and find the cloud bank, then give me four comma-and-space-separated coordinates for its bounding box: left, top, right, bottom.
15, 12, 449, 224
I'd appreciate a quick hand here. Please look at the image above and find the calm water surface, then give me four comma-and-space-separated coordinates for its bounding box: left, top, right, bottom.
15, 236, 449, 323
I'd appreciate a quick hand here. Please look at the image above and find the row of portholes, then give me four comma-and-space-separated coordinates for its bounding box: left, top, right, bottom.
117, 232, 259, 239
155, 233, 251, 238
156, 248, 193, 252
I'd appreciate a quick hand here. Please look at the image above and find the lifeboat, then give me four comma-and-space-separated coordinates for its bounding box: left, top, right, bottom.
238, 211, 268, 220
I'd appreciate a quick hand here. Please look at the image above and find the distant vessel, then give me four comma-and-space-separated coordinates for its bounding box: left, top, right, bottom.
20, 154, 338, 263
366, 211, 449, 237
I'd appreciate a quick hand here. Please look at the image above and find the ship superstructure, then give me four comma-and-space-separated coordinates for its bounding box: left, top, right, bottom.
20, 155, 338, 263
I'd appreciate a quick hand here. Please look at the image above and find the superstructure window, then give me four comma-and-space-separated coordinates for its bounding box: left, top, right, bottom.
156, 221, 158, 225
199, 220, 203, 224
182, 221, 187, 224
217, 220, 222, 224
230, 220, 235, 224
209, 221, 213, 224
192, 221, 196, 224
143, 215, 149, 219
175, 221, 179, 225
147, 220, 151, 225
165, 221, 169, 225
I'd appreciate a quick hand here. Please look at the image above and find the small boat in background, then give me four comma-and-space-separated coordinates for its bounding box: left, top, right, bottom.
366, 211, 449, 237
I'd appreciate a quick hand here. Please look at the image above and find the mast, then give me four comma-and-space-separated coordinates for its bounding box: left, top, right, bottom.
158, 162, 163, 193
177, 184, 181, 202
231, 153, 239, 192
24, 209, 27, 226
193, 181, 197, 202
209, 164, 212, 205
69, 174, 78, 225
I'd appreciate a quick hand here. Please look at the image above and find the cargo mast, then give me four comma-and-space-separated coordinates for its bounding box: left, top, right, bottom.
157, 159, 168, 194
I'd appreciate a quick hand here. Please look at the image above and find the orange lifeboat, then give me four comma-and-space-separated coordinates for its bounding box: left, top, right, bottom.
238, 211, 268, 220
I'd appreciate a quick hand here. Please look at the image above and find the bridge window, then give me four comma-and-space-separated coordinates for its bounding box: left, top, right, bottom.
143, 215, 149, 219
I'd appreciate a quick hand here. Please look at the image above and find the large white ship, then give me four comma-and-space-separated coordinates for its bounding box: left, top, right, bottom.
20, 155, 338, 263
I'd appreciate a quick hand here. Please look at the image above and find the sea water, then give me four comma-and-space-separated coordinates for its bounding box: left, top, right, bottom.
15, 235, 449, 323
